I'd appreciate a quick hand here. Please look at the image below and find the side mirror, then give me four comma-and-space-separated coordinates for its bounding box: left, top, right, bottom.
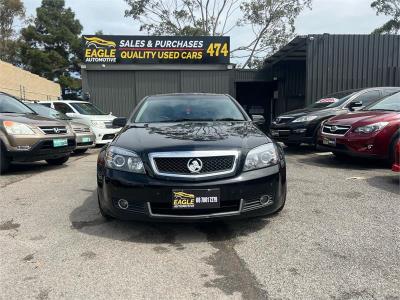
112, 117, 127, 128
348, 101, 363, 111
251, 114, 265, 125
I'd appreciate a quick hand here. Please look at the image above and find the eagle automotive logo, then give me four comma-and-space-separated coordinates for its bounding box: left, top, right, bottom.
84, 36, 116, 48
187, 158, 203, 173
84, 36, 117, 63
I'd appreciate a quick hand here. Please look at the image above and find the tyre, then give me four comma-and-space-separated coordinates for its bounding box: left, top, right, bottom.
389, 137, 399, 165
284, 142, 301, 148
0, 145, 10, 174
73, 148, 88, 154
332, 152, 348, 160
98, 193, 113, 220
46, 155, 70, 165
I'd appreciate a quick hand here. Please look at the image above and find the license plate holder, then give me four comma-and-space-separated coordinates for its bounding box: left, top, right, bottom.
53, 138, 68, 147
270, 130, 279, 137
172, 189, 220, 209
323, 137, 336, 147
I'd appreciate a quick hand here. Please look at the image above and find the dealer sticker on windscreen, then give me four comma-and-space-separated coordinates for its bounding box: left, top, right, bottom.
172, 189, 220, 209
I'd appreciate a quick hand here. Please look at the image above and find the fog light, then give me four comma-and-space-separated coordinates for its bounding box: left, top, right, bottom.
16, 146, 31, 151
118, 199, 129, 210
367, 144, 374, 150
260, 195, 273, 205
293, 128, 307, 134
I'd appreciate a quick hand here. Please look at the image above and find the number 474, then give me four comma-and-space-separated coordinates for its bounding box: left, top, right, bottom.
207, 43, 229, 57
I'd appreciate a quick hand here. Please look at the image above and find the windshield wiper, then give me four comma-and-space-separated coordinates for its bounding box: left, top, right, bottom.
158, 118, 214, 122
213, 118, 244, 121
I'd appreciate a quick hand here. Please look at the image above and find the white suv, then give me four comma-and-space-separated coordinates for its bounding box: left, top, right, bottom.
41, 100, 121, 145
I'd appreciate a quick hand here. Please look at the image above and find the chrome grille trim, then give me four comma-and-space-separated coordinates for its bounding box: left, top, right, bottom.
148, 150, 240, 179
38, 126, 67, 135
322, 124, 351, 135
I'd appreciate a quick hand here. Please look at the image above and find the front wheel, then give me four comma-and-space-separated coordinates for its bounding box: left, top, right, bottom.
284, 142, 301, 148
389, 137, 399, 165
0, 146, 10, 174
332, 152, 348, 160
73, 148, 88, 154
46, 155, 70, 165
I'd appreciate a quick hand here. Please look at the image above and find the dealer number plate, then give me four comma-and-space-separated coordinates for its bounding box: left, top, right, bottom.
53, 138, 68, 147
82, 137, 92, 143
172, 189, 220, 209
323, 137, 336, 147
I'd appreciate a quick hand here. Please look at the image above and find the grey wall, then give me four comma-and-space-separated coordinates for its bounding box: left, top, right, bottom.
82, 69, 238, 117
306, 34, 400, 105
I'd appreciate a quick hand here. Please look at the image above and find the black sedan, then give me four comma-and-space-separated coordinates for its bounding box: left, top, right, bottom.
270, 87, 400, 147
97, 93, 286, 221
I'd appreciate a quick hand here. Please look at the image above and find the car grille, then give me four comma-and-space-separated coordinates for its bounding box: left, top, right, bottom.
322, 124, 351, 135
149, 151, 239, 179
154, 156, 235, 175
274, 116, 295, 124
39, 126, 67, 135
150, 200, 240, 216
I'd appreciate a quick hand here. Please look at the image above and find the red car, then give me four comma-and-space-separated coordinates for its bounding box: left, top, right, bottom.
393, 140, 400, 172
318, 91, 400, 163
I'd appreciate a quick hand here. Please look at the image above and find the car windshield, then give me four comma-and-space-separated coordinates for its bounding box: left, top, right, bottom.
26, 103, 71, 120
366, 92, 400, 111
308, 90, 358, 109
0, 94, 35, 114
70, 102, 107, 115
134, 95, 246, 123
325, 92, 358, 108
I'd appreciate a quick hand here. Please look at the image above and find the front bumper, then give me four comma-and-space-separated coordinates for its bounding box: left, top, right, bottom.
7, 138, 76, 162
75, 132, 96, 149
393, 144, 400, 172
317, 133, 384, 159
270, 122, 319, 144
98, 165, 286, 221
92, 127, 121, 145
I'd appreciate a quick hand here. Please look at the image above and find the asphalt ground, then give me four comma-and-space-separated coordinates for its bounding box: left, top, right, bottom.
0, 147, 399, 299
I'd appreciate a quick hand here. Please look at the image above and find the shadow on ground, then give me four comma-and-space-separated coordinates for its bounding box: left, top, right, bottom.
366, 175, 400, 195
296, 152, 388, 171
69, 190, 271, 245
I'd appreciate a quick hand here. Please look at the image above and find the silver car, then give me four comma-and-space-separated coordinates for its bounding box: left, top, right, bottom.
25, 102, 96, 154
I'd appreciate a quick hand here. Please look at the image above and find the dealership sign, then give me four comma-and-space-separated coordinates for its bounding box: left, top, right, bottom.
83, 35, 230, 64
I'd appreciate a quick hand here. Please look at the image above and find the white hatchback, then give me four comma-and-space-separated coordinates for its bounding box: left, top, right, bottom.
41, 100, 121, 145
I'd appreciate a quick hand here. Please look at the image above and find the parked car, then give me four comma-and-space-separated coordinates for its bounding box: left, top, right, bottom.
97, 93, 286, 221
25, 102, 96, 154
40, 100, 120, 145
318, 91, 400, 162
270, 87, 400, 147
0, 93, 76, 173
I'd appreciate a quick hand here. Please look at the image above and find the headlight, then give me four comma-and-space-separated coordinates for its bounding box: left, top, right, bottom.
105, 146, 145, 174
354, 122, 389, 134
91, 120, 106, 128
3, 121, 36, 135
244, 143, 278, 172
292, 116, 318, 123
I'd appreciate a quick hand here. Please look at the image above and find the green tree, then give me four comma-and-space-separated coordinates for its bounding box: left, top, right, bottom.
372, 0, 400, 33
20, 0, 83, 90
0, 0, 25, 64
124, 0, 312, 68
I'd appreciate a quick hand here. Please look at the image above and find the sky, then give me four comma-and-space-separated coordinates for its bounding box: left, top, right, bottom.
20, 0, 390, 63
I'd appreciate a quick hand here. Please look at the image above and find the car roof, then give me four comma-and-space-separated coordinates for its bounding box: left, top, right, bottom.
146, 93, 230, 99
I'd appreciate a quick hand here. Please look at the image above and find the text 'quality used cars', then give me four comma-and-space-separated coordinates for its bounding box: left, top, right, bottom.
97, 94, 287, 221
270, 87, 400, 147
0, 93, 76, 173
